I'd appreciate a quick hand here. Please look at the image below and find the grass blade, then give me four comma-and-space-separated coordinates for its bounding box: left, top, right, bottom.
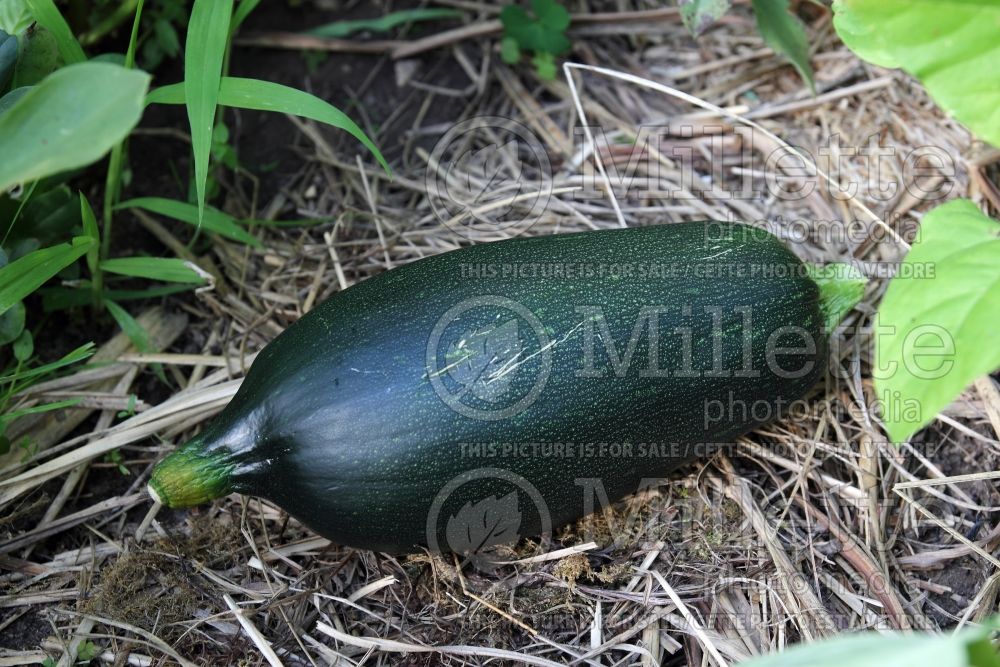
0, 342, 94, 384
147, 77, 390, 175
23, 0, 85, 64
116, 197, 261, 247
231, 0, 262, 33
185, 0, 233, 224
0, 236, 93, 317
1, 397, 82, 422
42, 285, 193, 311
308, 8, 461, 38
105, 300, 150, 352
100, 257, 206, 284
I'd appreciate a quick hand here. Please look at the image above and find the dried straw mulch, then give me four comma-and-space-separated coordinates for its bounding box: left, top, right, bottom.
2, 2, 1000, 665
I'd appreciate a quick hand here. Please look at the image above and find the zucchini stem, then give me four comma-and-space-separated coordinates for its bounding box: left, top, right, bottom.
148, 436, 234, 508
805, 263, 868, 331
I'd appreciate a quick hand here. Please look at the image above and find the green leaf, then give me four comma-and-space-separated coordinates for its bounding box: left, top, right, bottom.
0, 29, 17, 90
752, 0, 815, 92
100, 257, 205, 284
680, 0, 732, 36
500, 36, 521, 64
41, 284, 193, 310
0, 341, 93, 383
0, 62, 150, 192
833, 0, 1000, 148
0, 397, 80, 422
739, 625, 1000, 667
116, 196, 261, 247
105, 299, 149, 352
184, 0, 233, 224
0, 86, 29, 115
532, 51, 557, 80
875, 199, 1000, 443
0, 236, 93, 317
0, 1, 32, 36
500, 2, 571, 56
75, 640, 100, 663
80, 194, 99, 278
12, 328, 32, 361
0, 301, 24, 345
231, 0, 262, 33
309, 8, 461, 38
146, 77, 390, 176
23, 0, 85, 64
533, 0, 570, 32
11, 26, 59, 88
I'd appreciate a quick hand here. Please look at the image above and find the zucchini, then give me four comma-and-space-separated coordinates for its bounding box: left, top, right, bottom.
149, 222, 863, 553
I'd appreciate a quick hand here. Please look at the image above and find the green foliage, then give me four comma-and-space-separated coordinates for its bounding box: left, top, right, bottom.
148, 76, 390, 175
309, 7, 461, 38
24, 0, 85, 64
680, 0, 732, 36
500, 0, 571, 80
0, 30, 16, 89
0, 2, 32, 36
75, 639, 101, 663
740, 622, 1000, 667
117, 196, 262, 247
0, 236, 93, 317
0, 62, 150, 191
752, 0, 814, 92
12, 26, 60, 88
833, 0, 1000, 147
874, 199, 1000, 443
100, 257, 206, 285
184, 0, 232, 224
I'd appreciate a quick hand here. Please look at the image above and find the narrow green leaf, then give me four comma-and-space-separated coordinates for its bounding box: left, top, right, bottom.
0, 236, 93, 317
147, 77, 390, 175
874, 199, 1000, 443
0, 397, 81, 422
184, 0, 233, 223
105, 299, 149, 352
124, 0, 145, 69
0, 342, 93, 383
231, 0, 262, 32
752, 0, 815, 92
308, 8, 461, 38
23, 0, 85, 64
79, 194, 99, 279
833, 0, 1000, 148
679, 0, 732, 36
0, 62, 150, 192
100, 257, 205, 284
116, 196, 261, 247
41, 284, 193, 311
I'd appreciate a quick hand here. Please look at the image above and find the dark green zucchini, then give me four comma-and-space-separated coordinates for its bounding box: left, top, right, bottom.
149, 222, 863, 553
